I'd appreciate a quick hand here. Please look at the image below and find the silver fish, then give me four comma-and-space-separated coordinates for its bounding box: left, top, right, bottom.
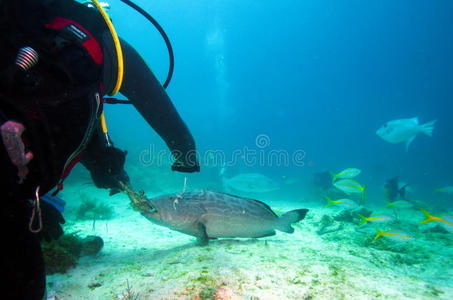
223, 173, 280, 194
140, 190, 308, 244
376, 117, 436, 151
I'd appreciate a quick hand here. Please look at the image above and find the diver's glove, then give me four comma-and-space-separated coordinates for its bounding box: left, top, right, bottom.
109, 169, 130, 196
37, 200, 65, 242
171, 159, 200, 173
88, 146, 130, 195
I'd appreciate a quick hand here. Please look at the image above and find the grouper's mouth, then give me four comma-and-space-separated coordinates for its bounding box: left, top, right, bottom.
141, 202, 161, 220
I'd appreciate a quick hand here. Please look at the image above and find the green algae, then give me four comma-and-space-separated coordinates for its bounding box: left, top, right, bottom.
196, 254, 214, 262
194, 275, 216, 285
76, 192, 114, 221
200, 287, 217, 300
328, 264, 346, 281
42, 233, 83, 274
391, 252, 430, 266
424, 284, 444, 297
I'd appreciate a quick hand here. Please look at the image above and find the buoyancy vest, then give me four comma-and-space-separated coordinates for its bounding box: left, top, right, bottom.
0, 0, 109, 199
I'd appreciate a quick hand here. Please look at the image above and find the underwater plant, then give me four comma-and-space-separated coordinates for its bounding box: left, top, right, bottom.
42, 234, 104, 274
118, 280, 140, 300
41, 234, 83, 274
76, 192, 114, 221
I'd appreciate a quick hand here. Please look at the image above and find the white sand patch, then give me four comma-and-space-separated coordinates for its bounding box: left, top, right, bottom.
46, 186, 453, 299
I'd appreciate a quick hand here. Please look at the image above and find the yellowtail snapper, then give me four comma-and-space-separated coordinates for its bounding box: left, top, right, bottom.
333, 179, 365, 203
419, 208, 453, 233
325, 196, 359, 209
384, 200, 413, 209
358, 214, 394, 225
330, 168, 362, 183
373, 225, 415, 242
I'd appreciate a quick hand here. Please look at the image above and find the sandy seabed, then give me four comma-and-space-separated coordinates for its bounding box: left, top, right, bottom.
47, 182, 453, 300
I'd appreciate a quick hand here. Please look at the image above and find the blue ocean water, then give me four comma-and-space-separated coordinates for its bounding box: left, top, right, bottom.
105, 0, 453, 206
48, 1, 453, 298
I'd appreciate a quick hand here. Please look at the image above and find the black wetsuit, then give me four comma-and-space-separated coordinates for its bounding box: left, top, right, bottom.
0, 0, 199, 298
80, 35, 199, 191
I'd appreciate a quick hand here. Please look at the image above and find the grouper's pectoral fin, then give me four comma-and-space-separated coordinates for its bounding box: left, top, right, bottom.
195, 223, 209, 246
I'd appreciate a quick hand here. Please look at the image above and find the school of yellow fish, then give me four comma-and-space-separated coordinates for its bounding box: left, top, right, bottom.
326, 168, 453, 242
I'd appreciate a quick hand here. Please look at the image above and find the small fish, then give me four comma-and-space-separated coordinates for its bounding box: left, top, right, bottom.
325, 196, 359, 209
330, 168, 361, 183
358, 214, 394, 225
435, 186, 453, 195
333, 179, 365, 203
384, 200, 413, 209
376, 117, 436, 151
418, 208, 453, 233
311, 171, 332, 191
373, 225, 415, 242
223, 173, 280, 194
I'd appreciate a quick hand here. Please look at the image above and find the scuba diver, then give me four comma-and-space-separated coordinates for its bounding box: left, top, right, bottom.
384, 177, 408, 202
0, 0, 199, 298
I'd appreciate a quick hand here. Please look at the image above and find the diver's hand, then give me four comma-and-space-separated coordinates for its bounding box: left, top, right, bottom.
171, 160, 200, 173
108, 169, 130, 196
38, 201, 65, 242
88, 147, 129, 195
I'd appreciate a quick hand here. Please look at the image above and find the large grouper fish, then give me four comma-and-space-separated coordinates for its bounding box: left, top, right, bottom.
136, 190, 308, 245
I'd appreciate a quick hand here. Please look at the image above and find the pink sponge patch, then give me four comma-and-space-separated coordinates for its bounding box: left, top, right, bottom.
1, 120, 34, 182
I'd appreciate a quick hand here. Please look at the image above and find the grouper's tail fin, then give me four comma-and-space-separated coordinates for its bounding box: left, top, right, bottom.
276, 209, 308, 233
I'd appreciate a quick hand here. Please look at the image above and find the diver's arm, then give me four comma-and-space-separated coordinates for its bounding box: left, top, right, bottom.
103, 34, 199, 173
